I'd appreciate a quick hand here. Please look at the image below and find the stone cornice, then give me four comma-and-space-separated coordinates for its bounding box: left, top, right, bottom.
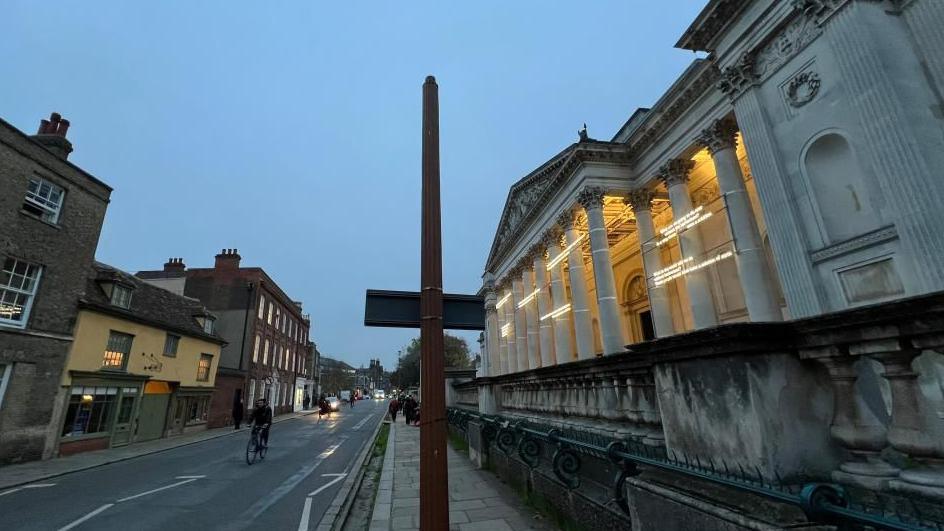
676, 0, 753, 52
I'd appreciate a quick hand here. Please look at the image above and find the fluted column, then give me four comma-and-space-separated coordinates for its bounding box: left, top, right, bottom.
502, 284, 517, 374
546, 231, 574, 363
559, 210, 595, 359
496, 287, 508, 375
521, 263, 541, 370
698, 118, 782, 322
578, 186, 628, 355
484, 288, 499, 377
660, 159, 719, 330
625, 190, 676, 338
512, 274, 529, 372
533, 243, 557, 367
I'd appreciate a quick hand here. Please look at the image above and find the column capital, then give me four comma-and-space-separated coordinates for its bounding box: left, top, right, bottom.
697, 118, 739, 155
717, 52, 757, 102
519, 258, 535, 272
623, 189, 654, 211
542, 229, 562, 252
577, 186, 606, 211
658, 158, 696, 188
556, 209, 576, 231
528, 242, 547, 261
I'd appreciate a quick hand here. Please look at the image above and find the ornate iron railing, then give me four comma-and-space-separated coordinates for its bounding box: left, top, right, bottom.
447, 408, 943, 531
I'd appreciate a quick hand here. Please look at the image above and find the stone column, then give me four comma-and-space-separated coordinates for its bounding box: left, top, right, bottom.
521, 264, 541, 370
546, 231, 574, 363
698, 118, 782, 322
484, 288, 499, 377
533, 244, 557, 367
512, 273, 529, 372
578, 186, 628, 355
660, 159, 719, 330
502, 284, 518, 374
559, 210, 596, 359
625, 190, 675, 338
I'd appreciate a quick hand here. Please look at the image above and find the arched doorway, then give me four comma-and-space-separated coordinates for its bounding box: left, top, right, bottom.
622, 273, 655, 343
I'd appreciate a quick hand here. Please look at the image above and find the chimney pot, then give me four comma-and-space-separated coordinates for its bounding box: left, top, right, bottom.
215, 248, 241, 270
163, 257, 186, 272
32, 112, 73, 159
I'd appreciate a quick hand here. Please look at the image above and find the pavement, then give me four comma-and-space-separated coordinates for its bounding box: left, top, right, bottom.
371, 414, 553, 531
0, 399, 386, 530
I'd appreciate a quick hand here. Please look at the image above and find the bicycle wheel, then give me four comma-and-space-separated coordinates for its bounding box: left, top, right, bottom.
246, 432, 258, 465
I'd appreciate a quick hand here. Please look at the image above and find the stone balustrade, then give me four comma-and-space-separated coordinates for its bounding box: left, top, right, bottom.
463, 292, 944, 498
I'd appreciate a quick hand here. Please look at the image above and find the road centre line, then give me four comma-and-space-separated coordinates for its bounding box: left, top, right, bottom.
351, 414, 373, 431
116, 476, 206, 503
57, 503, 114, 531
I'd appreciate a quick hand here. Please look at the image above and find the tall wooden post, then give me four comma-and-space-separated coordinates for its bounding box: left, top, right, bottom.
420, 75, 448, 529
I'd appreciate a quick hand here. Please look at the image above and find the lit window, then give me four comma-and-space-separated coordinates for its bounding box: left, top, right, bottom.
258, 295, 266, 320
253, 334, 261, 362
103, 331, 133, 370
24, 177, 65, 223
267, 302, 273, 324
163, 334, 180, 357
61, 386, 119, 436
197, 354, 213, 382
111, 285, 133, 308
276, 307, 281, 329
263, 339, 270, 364
0, 258, 42, 328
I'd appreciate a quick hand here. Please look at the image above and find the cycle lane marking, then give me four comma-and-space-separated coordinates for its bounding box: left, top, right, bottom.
0, 483, 56, 497
55, 476, 206, 530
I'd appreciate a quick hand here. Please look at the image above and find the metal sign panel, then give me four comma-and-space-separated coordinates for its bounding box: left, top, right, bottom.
364, 289, 485, 331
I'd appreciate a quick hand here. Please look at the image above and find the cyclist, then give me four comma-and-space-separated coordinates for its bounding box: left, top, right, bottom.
249, 397, 273, 447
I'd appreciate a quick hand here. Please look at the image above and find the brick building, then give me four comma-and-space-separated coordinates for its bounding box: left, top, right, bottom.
0, 113, 112, 464
136, 250, 314, 426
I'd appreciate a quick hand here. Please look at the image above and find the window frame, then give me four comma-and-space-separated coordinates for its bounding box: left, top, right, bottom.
102, 331, 134, 370
111, 285, 133, 308
23, 176, 66, 224
196, 354, 213, 382
163, 334, 180, 357
0, 363, 11, 411
258, 294, 266, 320
0, 257, 43, 329
252, 334, 261, 362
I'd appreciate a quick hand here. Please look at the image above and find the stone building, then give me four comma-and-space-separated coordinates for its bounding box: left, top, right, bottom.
56, 263, 223, 456
136, 250, 313, 424
0, 113, 111, 464
474, 0, 944, 509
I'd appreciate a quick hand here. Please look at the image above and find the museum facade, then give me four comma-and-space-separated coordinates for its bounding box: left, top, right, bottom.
480, 0, 944, 376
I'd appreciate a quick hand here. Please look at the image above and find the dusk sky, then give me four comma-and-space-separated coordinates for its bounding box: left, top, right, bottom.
3, 1, 706, 370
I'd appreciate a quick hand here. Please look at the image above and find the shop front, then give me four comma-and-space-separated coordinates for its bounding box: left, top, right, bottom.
166, 387, 213, 436
58, 371, 147, 457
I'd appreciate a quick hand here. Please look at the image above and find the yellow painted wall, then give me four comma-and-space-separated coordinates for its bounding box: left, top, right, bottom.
63, 310, 221, 388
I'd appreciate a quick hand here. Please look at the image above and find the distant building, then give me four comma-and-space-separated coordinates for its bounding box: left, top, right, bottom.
0, 113, 111, 464
56, 263, 224, 456
137, 249, 313, 424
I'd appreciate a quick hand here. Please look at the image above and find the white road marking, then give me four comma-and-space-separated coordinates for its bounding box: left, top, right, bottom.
116, 476, 204, 503
57, 503, 114, 531
351, 414, 374, 431
175, 475, 207, 479
296, 496, 313, 531
0, 483, 56, 497
306, 473, 347, 497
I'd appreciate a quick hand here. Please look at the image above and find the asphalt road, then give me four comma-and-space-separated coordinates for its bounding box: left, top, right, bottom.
0, 399, 386, 531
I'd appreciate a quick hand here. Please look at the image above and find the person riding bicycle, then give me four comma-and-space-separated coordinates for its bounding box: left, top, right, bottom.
250, 397, 273, 447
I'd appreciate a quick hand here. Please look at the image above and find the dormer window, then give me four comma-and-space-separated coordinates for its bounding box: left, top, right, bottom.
195, 314, 216, 335
111, 285, 133, 308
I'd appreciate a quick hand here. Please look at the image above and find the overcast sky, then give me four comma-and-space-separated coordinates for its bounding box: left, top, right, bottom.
3, 1, 706, 370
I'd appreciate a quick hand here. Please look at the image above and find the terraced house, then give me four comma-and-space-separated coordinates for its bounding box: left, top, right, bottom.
0, 113, 111, 464
56, 263, 224, 456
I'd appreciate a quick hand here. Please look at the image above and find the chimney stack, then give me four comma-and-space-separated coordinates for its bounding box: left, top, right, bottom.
214, 248, 241, 270
31, 112, 74, 159
163, 257, 186, 272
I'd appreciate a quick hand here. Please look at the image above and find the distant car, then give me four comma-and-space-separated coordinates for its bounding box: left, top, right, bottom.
326, 396, 340, 410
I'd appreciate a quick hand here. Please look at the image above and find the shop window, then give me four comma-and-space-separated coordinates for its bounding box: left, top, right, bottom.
163, 334, 180, 357
23, 176, 65, 223
185, 396, 209, 425
197, 354, 212, 382
102, 331, 133, 370
0, 257, 42, 328
61, 386, 118, 436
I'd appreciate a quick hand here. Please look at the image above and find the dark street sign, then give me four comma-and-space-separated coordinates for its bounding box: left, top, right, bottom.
364, 289, 485, 331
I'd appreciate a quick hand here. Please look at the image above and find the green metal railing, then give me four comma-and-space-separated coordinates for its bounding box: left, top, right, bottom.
447, 408, 942, 531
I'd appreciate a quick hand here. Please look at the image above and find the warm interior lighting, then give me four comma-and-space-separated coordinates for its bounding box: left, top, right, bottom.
546, 234, 585, 270
540, 303, 572, 321
516, 288, 540, 308
500, 323, 511, 337
653, 251, 734, 286
656, 206, 713, 247
496, 293, 511, 309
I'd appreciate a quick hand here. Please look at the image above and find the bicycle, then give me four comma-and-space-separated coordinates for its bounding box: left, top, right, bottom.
246, 424, 268, 465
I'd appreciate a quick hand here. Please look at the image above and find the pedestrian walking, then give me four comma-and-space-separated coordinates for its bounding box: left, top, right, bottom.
232, 397, 244, 430
388, 396, 400, 422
